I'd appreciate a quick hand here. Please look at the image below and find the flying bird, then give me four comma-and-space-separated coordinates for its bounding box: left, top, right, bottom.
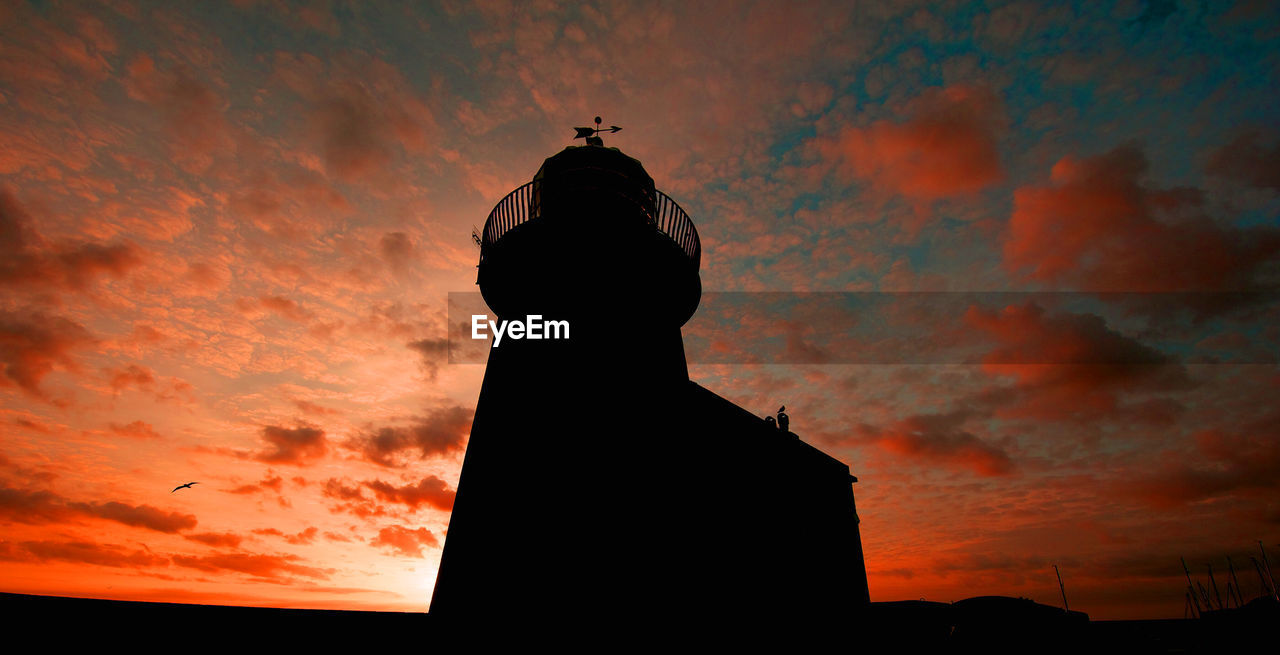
171, 481, 199, 493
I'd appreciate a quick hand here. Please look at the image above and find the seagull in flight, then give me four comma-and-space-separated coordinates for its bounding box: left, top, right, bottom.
171, 481, 199, 493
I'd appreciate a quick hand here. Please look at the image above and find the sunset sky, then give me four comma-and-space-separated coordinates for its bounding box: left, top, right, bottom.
2, 0, 1279, 620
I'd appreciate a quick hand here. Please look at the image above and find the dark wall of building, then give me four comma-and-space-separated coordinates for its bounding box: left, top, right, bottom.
431, 335, 870, 620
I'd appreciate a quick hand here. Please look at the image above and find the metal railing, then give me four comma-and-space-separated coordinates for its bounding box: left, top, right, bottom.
480, 178, 700, 269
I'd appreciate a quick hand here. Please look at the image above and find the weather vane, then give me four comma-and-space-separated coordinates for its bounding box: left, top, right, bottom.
573, 116, 621, 146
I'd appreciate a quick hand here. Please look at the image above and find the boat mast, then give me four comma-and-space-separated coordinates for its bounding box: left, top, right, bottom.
1260, 541, 1279, 602
1207, 564, 1224, 610
1053, 564, 1069, 611
1226, 557, 1244, 608
1181, 557, 1203, 617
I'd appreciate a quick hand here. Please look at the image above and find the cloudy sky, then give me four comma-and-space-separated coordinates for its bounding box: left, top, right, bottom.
2, 0, 1278, 619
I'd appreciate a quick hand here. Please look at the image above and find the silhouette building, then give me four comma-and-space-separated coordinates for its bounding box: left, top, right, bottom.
431, 135, 870, 622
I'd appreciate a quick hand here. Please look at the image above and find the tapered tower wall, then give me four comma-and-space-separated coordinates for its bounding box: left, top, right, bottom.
430, 144, 869, 622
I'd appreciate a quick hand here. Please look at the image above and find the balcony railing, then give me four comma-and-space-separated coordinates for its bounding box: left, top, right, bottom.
480, 178, 701, 270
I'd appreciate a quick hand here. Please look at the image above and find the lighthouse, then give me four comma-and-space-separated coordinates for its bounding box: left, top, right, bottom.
430, 125, 870, 623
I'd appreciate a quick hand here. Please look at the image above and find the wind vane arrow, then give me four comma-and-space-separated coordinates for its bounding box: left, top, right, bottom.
572, 116, 621, 144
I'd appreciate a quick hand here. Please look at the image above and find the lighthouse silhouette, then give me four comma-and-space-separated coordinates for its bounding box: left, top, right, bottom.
431, 124, 870, 625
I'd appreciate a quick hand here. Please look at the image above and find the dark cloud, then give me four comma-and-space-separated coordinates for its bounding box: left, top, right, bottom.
1205, 130, 1280, 191
321, 478, 365, 502
123, 55, 230, 161
256, 424, 327, 465
1118, 425, 1280, 507
312, 83, 393, 180
362, 476, 455, 512
171, 552, 332, 580
370, 525, 438, 558
184, 532, 244, 548
0, 487, 78, 524
236, 295, 313, 322
293, 399, 340, 416
0, 486, 197, 533
0, 189, 143, 293
965, 303, 1192, 420
344, 405, 470, 467
406, 338, 448, 380
320, 478, 386, 519
379, 232, 414, 274
855, 410, 1014, 477
105, 364, 156, 392
107, 421, 162, 439
66, 500, 198, 533
0, 311, 94, 399
1005, 144, 1280, 298
0, 540, 168, 569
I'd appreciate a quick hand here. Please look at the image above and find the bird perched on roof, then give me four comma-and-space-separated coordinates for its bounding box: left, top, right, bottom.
171, 481, 199, 493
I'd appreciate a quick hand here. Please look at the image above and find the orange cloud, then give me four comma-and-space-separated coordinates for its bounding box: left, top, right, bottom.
253, 527, 318, 545
370, 525, 438, 558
